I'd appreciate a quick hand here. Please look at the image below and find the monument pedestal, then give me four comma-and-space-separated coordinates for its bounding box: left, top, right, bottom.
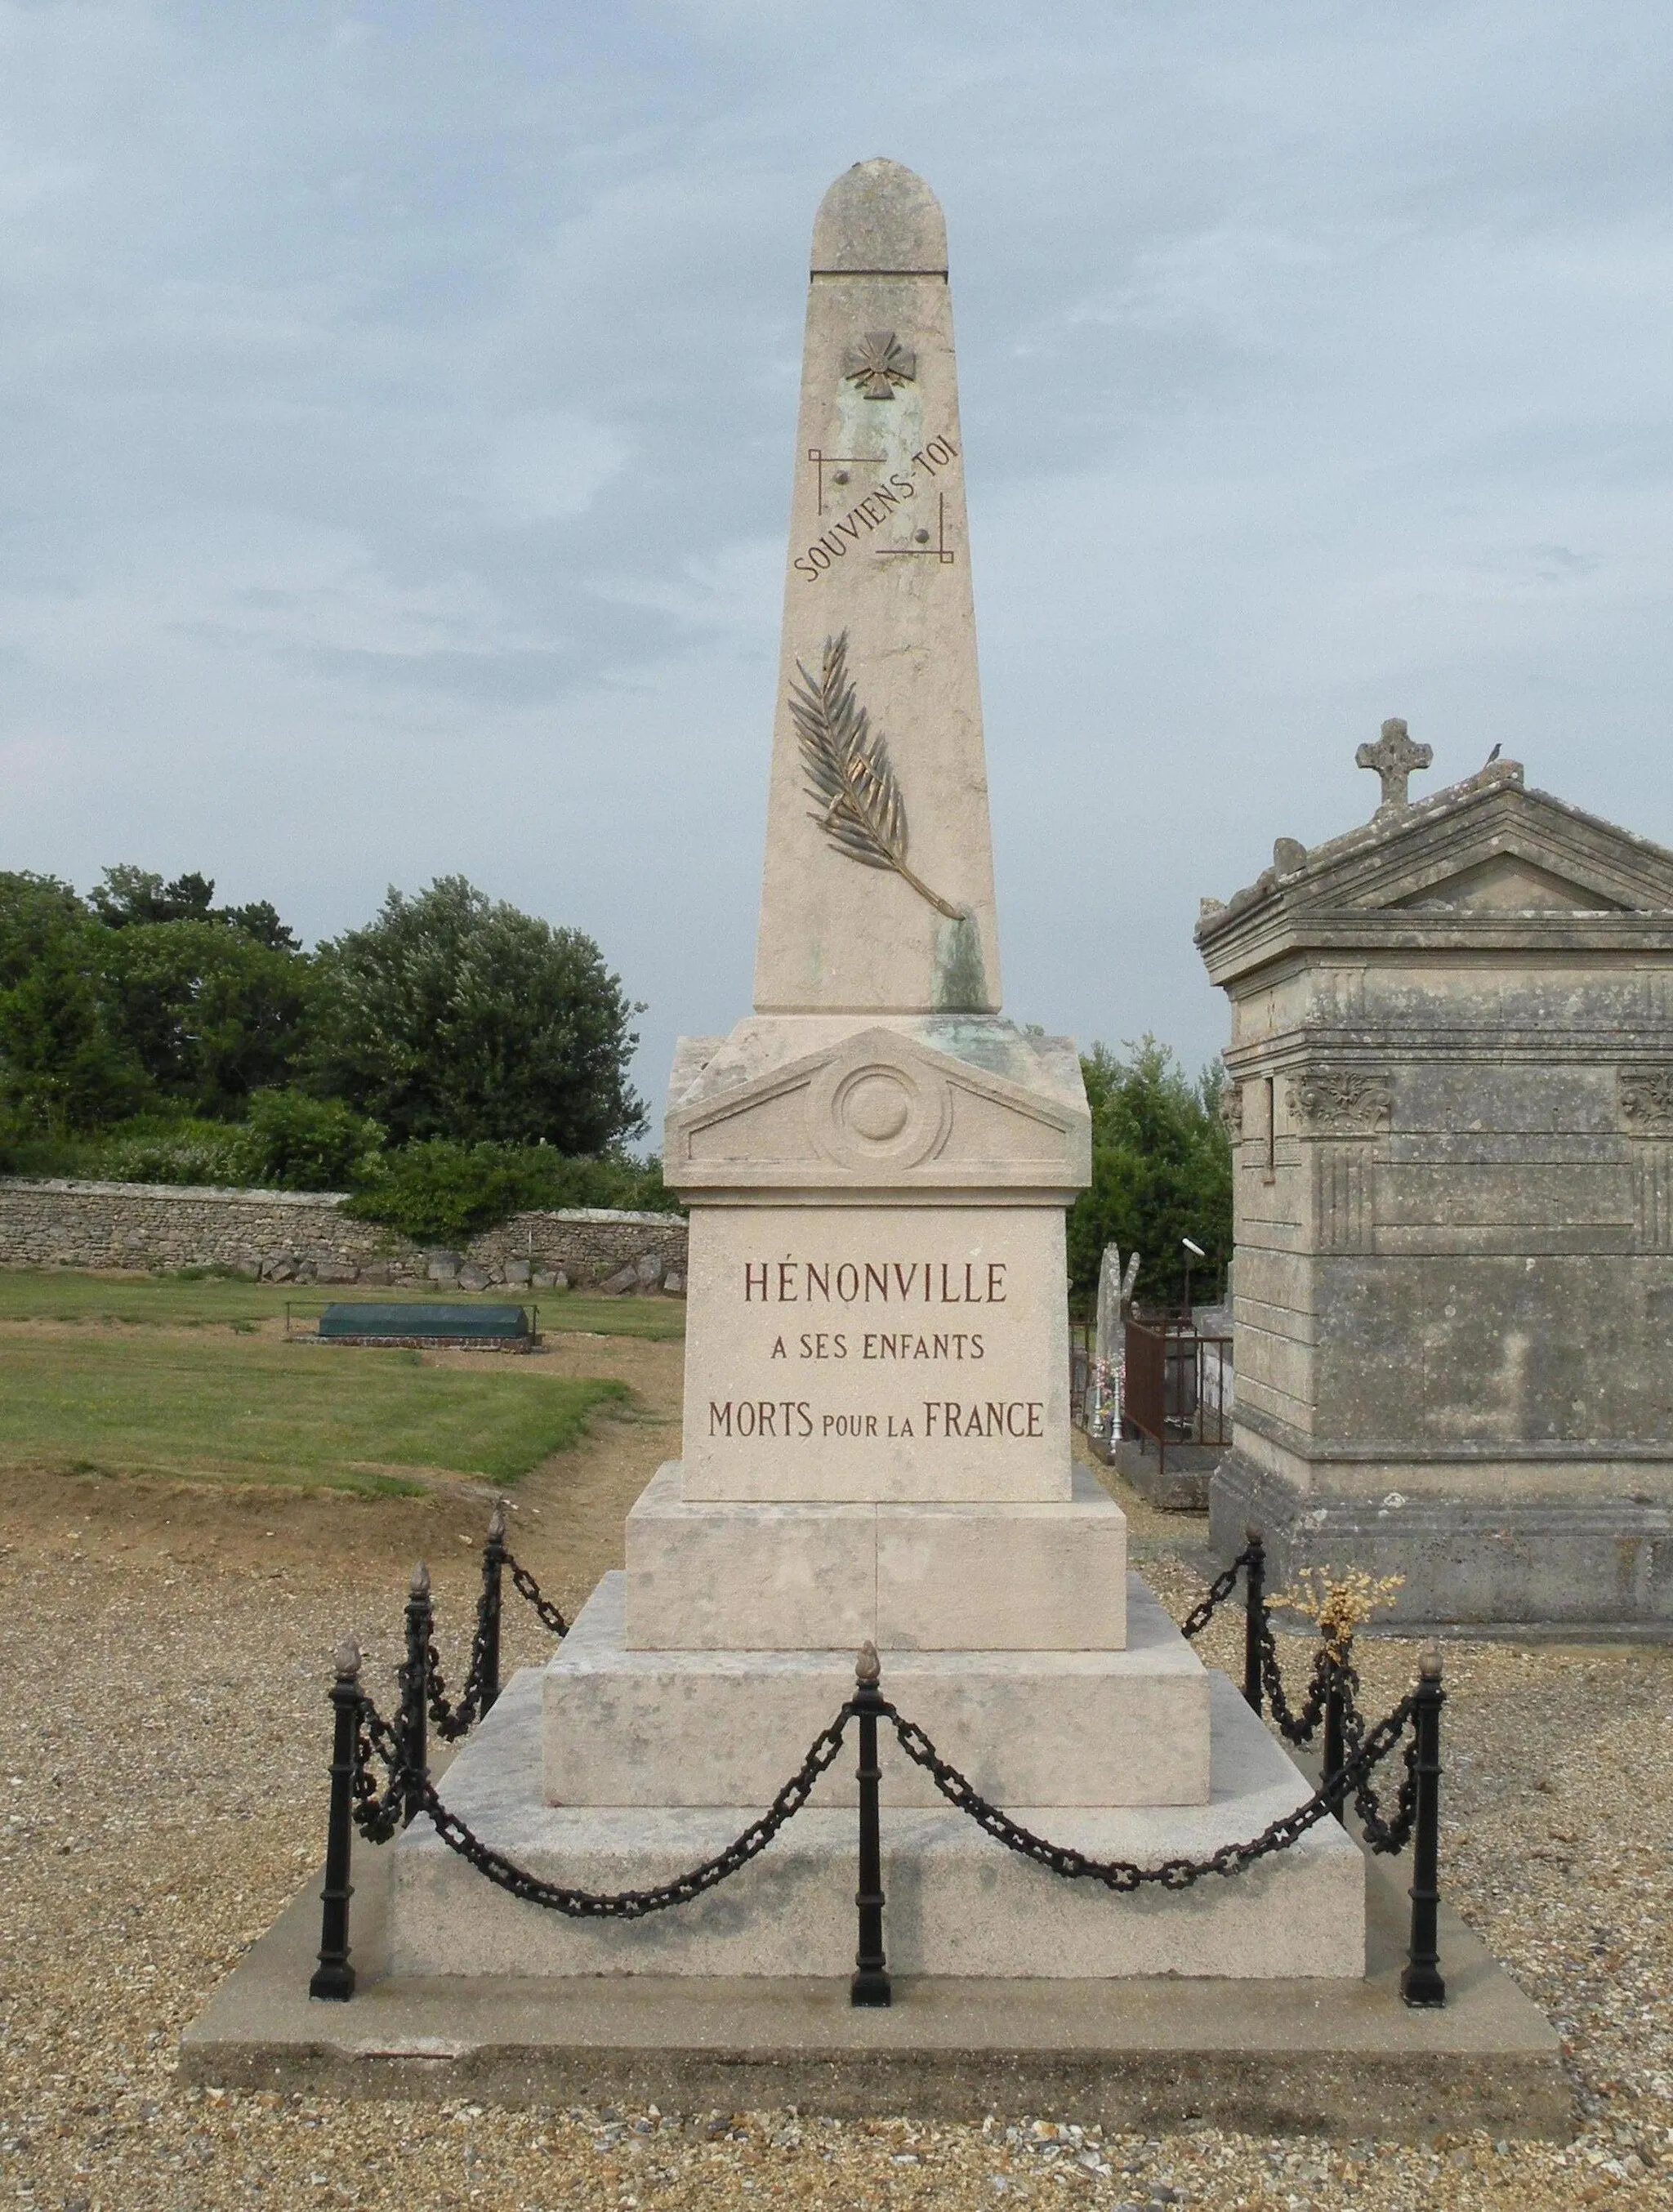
624, 1459, 1129, 1651
388, 1659, 1363, 1982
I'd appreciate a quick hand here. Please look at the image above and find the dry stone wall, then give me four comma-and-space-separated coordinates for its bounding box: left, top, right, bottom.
0, 1180, 687, 1294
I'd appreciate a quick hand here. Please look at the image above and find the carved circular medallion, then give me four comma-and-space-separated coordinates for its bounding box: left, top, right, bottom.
808, 1052, 952, 1175
843, 1073, 912, 1143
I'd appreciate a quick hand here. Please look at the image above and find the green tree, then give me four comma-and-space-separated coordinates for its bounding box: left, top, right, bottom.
1067, 1037, 1232, 1309
0, 874, 149, 1133
89, 865, 301, 950
98, 920, 315, 1117
344, 1138, 679, 1242
310, 877, 646, 1152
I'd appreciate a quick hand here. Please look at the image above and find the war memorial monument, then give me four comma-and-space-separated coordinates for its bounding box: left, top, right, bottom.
187, 161, 1563, 2132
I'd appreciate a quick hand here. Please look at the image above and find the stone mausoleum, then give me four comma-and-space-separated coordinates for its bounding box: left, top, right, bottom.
1199, 729, 1673, 1627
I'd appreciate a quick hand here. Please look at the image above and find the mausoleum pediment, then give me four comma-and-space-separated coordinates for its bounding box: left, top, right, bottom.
1383, 853, 1626, 914
665, 1019, 1091, 1194
1200, 757, 1673, 979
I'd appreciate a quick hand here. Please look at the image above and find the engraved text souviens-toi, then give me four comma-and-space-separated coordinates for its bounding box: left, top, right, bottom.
795, 435, 958, 578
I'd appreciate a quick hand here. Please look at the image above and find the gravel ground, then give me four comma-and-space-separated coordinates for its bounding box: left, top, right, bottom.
4, 1436, 1673, 2209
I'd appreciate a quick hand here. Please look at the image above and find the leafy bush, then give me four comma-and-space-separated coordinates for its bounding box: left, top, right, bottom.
1067, 1038, 1232, 1309
240, 1089, 383, 1192
91, 1117, 257, 1189
344, 1140, 681, 1246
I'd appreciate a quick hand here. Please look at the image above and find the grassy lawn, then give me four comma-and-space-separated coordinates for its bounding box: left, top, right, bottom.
0, 1331, 630, 1494
0, 1269, 685, 1340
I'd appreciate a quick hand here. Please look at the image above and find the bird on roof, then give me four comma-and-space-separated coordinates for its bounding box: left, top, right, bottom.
1484, 743, 1502, 765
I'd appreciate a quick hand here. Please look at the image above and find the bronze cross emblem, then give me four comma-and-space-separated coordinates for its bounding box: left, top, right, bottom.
844, 331, 916, 399
1355, 718, 1433, 812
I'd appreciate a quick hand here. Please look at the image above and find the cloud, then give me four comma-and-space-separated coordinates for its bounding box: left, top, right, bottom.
0, 0, 1669, 1112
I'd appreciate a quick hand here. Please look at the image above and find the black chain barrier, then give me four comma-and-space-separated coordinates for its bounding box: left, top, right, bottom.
408, 1708, 853, 1918
309, 1506, 1448, 2013
886, 1690, 1418, 1890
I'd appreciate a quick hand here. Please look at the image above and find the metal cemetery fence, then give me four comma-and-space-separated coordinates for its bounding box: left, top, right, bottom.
1122, 1316, 1234, 1476
309, 1512, 1447, 2013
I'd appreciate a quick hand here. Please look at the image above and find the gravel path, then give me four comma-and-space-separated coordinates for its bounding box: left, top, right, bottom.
4, 1445, 1673, 2208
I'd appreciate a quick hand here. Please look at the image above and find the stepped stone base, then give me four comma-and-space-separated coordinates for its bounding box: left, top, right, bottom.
546, 1572, 1206, 1809
390, 1665, 1363, 1979
625, 1460, 1127, 1650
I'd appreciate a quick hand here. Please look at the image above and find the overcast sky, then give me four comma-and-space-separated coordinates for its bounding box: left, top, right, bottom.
3, 1, 1670, 1131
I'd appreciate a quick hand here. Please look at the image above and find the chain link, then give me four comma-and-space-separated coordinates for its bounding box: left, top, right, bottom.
349, 1679, 1422, 1913
506, 1555, 569, 1637
886, 1689, 1420, 1887
1177, 1542, 1256, 1641
400, 1701, 854, 1918
343, 1541, 1426, 1913
424, 1594, 496, 1742
351, 1700, 407, 1844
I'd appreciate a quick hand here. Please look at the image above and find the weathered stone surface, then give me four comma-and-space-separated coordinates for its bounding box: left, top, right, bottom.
1198, 749, 1673, 1623
665, 1018, 1090, 1195
545, 1574, 1197, 1811
393, 1666, 1358, 1978
754, 160, 998, 1018
623, 1461, 1126, 1650
680, 1204, 1073, 1504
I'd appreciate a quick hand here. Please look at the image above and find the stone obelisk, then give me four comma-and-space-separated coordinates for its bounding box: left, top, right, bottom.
755, 159, 1000, 1018
389, 163, 1364, 1986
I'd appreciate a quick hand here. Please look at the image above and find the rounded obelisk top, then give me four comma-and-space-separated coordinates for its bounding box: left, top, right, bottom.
810, 159, 948, 274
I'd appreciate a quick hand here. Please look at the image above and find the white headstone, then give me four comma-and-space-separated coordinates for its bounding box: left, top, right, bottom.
1095, 1242, 1122, 1367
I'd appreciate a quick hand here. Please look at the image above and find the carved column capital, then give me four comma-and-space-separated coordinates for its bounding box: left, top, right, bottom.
1285, 1067, 1393, 1138
1219, 1081, 1245, 1143
1618, 1065, 1673, 1137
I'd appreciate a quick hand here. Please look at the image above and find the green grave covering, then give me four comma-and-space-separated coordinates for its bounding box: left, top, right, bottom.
319, 1302, 530, 1342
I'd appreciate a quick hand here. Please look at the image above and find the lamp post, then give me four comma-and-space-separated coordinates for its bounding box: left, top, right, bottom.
1181, 1236, 1204, 1322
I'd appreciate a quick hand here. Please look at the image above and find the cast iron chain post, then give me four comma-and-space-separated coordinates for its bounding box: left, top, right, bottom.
850, 1641, 891, 2008
401, 1563, 431, 1828
1401, 1642, 1447, 2008
480, 1501, 508, 1714
310, 1638, 362, 2001
1323, 1648, 1348, 1824
1241, 1527, 1265, 1715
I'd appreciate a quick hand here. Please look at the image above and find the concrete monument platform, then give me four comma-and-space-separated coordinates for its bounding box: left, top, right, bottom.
184, 1824, 1568, 2140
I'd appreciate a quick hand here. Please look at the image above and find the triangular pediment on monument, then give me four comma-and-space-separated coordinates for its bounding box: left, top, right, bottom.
664, 1019, 1091, 1193
1198, 762, 1673, 966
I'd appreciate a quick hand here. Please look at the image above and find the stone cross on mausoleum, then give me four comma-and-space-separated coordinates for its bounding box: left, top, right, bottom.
1356, 717, 1433, 814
